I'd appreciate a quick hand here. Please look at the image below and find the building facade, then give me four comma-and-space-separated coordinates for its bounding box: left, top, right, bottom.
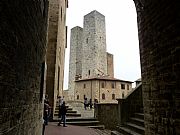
74, 77, 132, 103
46, 0, 68, 117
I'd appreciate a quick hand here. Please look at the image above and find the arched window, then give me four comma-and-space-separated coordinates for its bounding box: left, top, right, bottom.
112, 94, 115, 100
102, 93, 105, 100
77, 95, 79, 100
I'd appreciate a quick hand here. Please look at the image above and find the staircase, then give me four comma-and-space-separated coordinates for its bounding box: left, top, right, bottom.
111, 111, 145, 135
53, 102, 104, 129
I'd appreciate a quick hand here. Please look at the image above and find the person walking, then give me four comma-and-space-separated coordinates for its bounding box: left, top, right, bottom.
58, 101, 67, 127
84, 98, 88, 110
89, 98, 93, 109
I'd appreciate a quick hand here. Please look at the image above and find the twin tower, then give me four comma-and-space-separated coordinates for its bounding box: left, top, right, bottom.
68, 10, 114, 99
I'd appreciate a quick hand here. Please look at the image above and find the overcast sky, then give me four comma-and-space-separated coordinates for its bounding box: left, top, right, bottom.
64, 0, 141, 89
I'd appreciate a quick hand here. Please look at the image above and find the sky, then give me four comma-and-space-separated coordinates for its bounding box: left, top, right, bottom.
64, 0, 141, 89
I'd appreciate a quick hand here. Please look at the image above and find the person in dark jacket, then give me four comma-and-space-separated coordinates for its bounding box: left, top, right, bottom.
58, 101, 67, 127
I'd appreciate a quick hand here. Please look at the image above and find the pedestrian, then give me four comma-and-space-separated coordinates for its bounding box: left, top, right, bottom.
84, 98, 88, 110
94, 99, 98, 118
89, 98, 93, 109
43, 101, 50, 125
57, 96, 63, 126
58, 101, 67, 127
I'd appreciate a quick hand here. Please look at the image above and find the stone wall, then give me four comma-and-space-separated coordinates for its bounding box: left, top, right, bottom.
134, 0, 180, 134
0, 1, 48, 134
46, 0, 68, 117
96, 103, 118, 130
117, 84, 143, 125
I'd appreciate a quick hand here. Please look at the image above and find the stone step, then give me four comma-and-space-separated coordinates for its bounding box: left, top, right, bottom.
129, 117, 144, 127
54, 113, 81, 117
134, 113, 144, 120
117, 126, 142, 135
111, 130, 123, 135
55, 110, 77, 114
53, 117, 97, 122
126, 122, 145, 135
92, 128, 111, 134
55, 106, 71, 110
86, 125, 105, 130
65, 121, 100, 126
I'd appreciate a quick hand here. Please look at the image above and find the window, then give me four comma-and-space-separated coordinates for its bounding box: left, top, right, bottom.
86, 38, 88, 44
112, 83, 115, 89
101, 82, 105, 88
57, 66, 60, 90
122, 92, 124, 98
112, 94, 115, 100
127, 84, 129, 90
121, 84, 125, 89
65, 26, 68, 48
88, 70, 90, 76
77, 95, 79, 100
102, 93, 105, 100
83, 84, 86, 88
61, 7, 62, 21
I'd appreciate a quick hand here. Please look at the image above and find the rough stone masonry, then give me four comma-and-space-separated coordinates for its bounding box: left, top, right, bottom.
134, 0, 180, 134
0, 1, 48, 134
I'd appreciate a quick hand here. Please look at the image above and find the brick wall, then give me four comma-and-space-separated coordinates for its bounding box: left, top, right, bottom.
0, 1, 48, 134
134, 0, 180, 134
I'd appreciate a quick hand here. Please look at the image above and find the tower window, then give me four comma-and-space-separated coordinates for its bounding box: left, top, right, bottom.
127, 84, 129, 90
111, 82, 115, 89
102, 93, 105, 100
88, 70, 90, 76
112, 94, 115, 100
121, 84, 125, 89
86, 38, 88, 44
101, 82, 105, 88
84, 84, 86, 88
77, 95, 79, 100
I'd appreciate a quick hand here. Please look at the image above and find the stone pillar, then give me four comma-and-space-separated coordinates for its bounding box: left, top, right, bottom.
134, 0, 180, 134
0, 1, 48, 134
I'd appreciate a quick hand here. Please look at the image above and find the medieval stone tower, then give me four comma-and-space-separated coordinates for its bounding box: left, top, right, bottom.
68, 26, 83, 99
68, 10, 112, 100
82, 10, 108, 78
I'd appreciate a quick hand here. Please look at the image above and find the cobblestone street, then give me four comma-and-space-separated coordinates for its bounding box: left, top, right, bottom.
45, 122, 111, 135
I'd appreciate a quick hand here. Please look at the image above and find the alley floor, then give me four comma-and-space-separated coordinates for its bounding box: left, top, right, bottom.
45, 122, 111, 135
